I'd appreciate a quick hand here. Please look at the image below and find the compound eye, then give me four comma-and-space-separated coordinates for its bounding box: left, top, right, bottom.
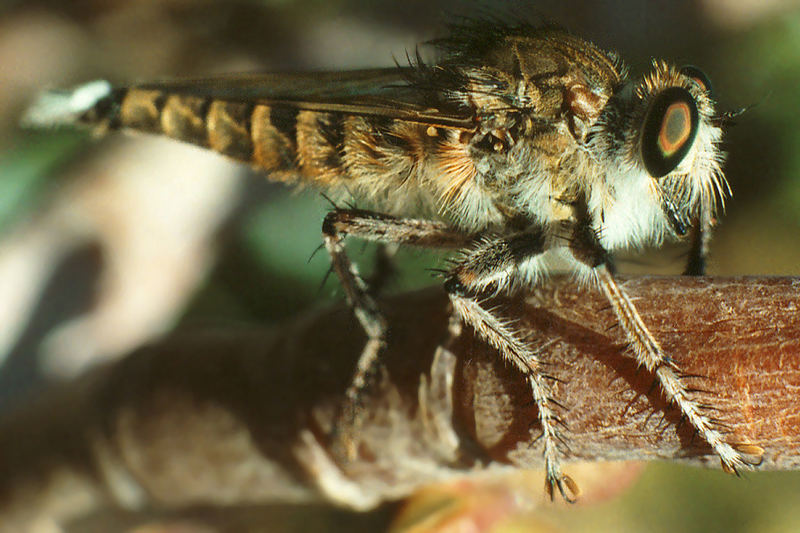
679, 65, 713, 96
641, 87, 699, 177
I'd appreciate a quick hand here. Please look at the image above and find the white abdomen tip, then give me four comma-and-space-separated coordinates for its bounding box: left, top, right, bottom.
21, 80, 113, 128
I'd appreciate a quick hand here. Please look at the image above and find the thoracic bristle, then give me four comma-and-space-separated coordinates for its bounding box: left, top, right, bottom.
21, 80, 112, 128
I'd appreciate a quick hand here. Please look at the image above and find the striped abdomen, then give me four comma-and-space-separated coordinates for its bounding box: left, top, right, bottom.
79, 86, 452, 193
26, 80, 489, 223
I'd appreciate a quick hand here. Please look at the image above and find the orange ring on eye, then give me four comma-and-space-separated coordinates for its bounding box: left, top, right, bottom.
658, 101, 692, 156
641, 87, 699, 177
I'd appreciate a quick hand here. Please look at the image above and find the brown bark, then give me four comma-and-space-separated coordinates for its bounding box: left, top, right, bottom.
0, 276, 798, 530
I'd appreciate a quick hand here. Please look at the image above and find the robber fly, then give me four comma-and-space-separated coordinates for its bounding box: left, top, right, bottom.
24, 20, 763, 502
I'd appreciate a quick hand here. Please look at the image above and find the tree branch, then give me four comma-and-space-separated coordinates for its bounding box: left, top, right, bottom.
0, 276, 798, 530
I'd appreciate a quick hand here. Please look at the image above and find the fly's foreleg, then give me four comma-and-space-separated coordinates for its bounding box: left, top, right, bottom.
443, 231, 579, 502
684, 203, 714, 276
569, 216, 764, 473
321, 209, 471, 455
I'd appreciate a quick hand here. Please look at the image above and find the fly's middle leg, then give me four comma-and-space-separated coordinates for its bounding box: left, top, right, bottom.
443, 231, 579, 502
324, 210, 579, 501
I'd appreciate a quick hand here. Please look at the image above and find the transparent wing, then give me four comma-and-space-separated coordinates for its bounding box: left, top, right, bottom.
136, 68, 475, 129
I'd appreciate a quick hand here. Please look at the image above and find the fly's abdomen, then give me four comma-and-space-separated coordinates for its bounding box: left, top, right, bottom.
23, 80, 443, 196
90, 87, 306, 183
26, 81, 327, 186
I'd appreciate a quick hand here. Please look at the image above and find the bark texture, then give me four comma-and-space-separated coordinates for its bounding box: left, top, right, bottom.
0, 276, 797, 531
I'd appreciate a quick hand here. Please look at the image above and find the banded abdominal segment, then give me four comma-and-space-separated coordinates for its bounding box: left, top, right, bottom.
73, 86, 484, 214
75, 86, 495, 230
84, 88, 298, 182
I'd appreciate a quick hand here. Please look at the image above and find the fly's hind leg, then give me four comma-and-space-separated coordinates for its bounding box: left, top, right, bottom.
444, 231, 579, 502
321, 208, 471, 457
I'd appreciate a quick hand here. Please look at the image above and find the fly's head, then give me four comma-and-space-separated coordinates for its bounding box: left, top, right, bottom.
590, 61, 729, 239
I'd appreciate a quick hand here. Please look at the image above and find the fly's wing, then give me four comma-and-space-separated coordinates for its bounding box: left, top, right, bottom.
33, 66, 479, 186
23, 66, 483, 199
135, 68, 475, 129
137, 69, 409, 100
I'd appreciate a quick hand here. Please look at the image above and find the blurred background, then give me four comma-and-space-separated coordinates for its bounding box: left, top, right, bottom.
0, 0, 798, 531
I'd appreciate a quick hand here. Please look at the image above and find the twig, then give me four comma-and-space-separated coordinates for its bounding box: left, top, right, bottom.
0, 276, 797, 530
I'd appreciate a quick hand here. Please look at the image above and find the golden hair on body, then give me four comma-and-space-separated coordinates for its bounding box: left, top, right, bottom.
24, 19, 760, 503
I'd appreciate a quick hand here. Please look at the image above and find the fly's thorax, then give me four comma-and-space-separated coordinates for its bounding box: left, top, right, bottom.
426, 27, 629, 233
444, 109, 575, 230
585, 61, 728, 250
